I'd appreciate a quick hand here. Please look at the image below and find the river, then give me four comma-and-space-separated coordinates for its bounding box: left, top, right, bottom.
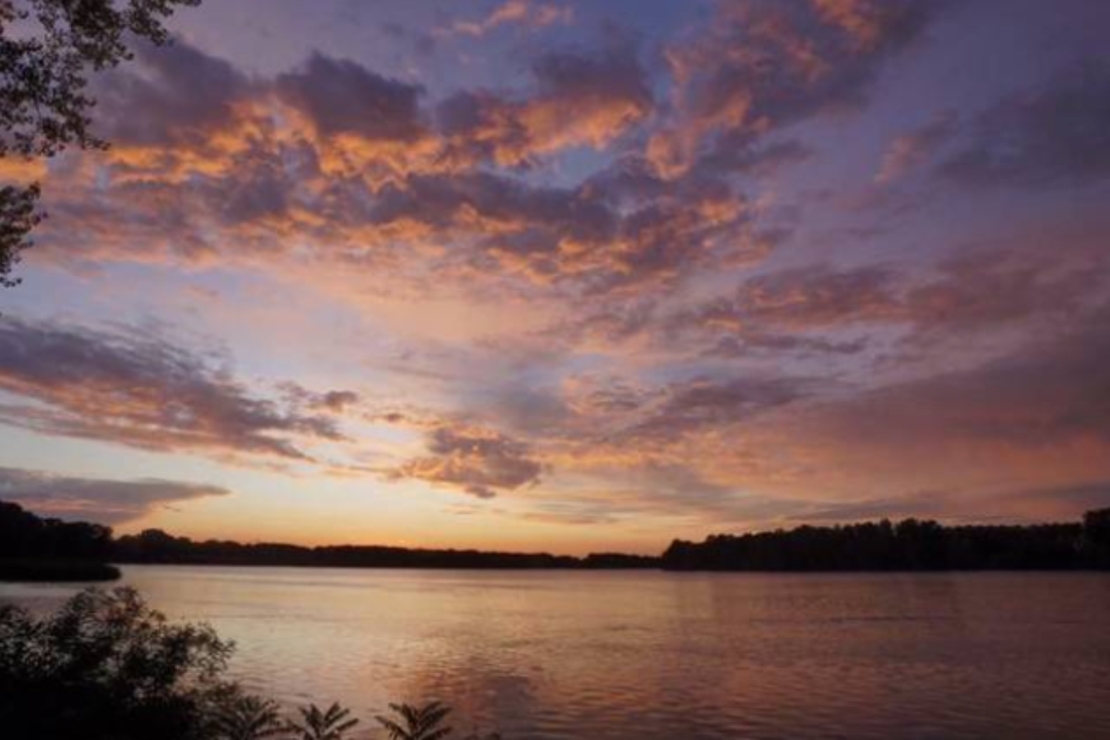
3, 566, 1110, 739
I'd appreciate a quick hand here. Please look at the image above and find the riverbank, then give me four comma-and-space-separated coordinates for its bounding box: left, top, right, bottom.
0, 558, 121, 582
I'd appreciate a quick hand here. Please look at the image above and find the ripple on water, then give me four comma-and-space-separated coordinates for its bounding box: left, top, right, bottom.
3, 569, 1110, 739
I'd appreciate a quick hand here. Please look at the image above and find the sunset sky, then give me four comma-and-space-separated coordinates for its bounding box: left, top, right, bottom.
1, 0, 1108, 554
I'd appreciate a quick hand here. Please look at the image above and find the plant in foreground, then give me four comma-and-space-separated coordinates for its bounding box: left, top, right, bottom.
0, 586, 233, 739
213, 694, 288, 740
0, 587, 503, 739
290, 702, 360, 740
376, 701, 454, 740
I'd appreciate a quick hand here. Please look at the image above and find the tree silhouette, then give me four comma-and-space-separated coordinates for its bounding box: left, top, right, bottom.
0, 0, 201, 286
290, 702, 359, 740
0, 586, 513, 739
0, 586, 234, 739
376, 702, 454, 740
211, 694, 288, 740
1084, 507, 1110, 567
660, 513, 1107, 571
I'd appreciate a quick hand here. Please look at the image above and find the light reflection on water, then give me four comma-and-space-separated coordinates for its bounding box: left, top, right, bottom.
3, 567, 1110, 739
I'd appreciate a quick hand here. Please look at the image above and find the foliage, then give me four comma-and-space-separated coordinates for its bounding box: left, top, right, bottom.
376, 702, 454, 740
0, 0, 200, 285
6, 498, 1110, 576
661, 509, 1110, 571
112, 526, 587, 569
1084, 508, 1110, 567
0, 586, 503, 740
0, 499, 113, 560
0, 181, 38, 286
0, 557, 119, 581
0, 586, 234, 739
289, 703, 359, 740
212, 693, 288, 740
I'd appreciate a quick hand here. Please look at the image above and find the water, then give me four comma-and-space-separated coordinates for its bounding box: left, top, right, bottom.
3, 567, 1110, 739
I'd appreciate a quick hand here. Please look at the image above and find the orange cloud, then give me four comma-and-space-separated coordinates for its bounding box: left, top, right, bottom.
443, 0, 572, 37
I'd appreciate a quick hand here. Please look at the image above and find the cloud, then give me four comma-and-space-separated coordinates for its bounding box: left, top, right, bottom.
720, 264, 899, 328
21, 3, 944, 297
516, 462, 757, 527
390, 423, 543, 499
621, 375, 811, 445
0, 467, 229, 525
37, 38, 708, 293
902, 247, 1104, 338
443, 1, 572, 37
315, 390, 361, 412
361, 168, 758, 291
875, 109, 957, 183
279, 384, 361, 413
0, 316, 346, 461
809, 302, 1110, 449
436, 40, 652, 167
274, 53, 426, 141
93, 39, 251, 147
706, 332, 867, 358
941, 60, 1110, 187
547, 302, 1110, 528
7, 0, 1110, 546
789, 482, 1110, 524
380, 23, 437, 57
653, 0, 940, 177
668, 243, 1105, 348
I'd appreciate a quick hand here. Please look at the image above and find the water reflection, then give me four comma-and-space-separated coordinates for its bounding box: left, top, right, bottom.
2, 568, 1109, 739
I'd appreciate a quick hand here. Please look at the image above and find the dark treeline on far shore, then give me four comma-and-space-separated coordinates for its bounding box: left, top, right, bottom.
112, 528, 659, 570
4, 499, 1110, 578
0, 500, 656, 575
0, 501, 120, 581
662, 509, 1110, 571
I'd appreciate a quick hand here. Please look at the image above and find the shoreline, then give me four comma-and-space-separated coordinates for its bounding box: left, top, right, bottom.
0, 558, 121, 582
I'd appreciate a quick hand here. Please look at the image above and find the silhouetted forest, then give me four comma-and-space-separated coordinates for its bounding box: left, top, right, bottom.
0, 501, 120, 580
0, 501, 113, 560
661, 510, 1110, 571
6, 500, 1110, 577
0, 500, 658, 573
113, 528, 585, 569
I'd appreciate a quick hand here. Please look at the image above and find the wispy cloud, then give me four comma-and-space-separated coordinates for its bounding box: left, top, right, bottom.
0, 317, 352, 462
941, 60, 1110, 188
875, 110, 957, 183
0, 467, 229, 524
441, 1, 572, 38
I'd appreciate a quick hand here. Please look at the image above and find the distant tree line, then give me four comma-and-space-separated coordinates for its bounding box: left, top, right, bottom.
112, 528, 586, 569
0, 500, 659, 573
6, 499, 1110, 575
661, 510, 1110, 571
111, 529, 662, 570
0, 500, 119, 580
0, 500, 112, 559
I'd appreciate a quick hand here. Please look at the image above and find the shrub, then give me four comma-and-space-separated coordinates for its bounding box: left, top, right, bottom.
0, 586, 234, 739
0, 587, 503, 740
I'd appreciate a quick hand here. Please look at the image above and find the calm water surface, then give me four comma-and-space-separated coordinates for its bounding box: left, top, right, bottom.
3, 567, 1110, 739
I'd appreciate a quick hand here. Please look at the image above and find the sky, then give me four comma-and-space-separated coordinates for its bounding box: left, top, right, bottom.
1, 0, 1109, 555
